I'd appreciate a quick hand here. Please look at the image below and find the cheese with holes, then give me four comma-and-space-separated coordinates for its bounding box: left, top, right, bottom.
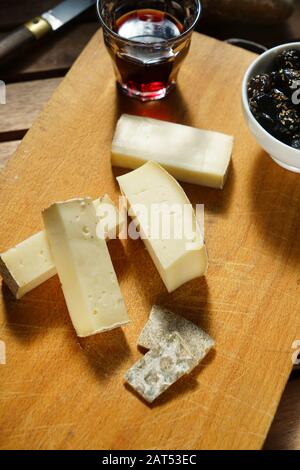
112, 114, 233, 189
0, 231, 56, 299
117, 161, 208, 292
42, 198, 129, 337
0, 195, 123, 299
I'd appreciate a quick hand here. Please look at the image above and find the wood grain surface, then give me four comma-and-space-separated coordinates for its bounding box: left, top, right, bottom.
0, 78, 62, 140
0, 141, 20, 169
1, 31, 300, 450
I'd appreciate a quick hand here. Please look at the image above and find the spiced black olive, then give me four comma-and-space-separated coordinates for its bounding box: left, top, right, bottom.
247, 48, 300, 149
275, 49, 300, 71
273, 69, 300, 98
248, 74, 271, 98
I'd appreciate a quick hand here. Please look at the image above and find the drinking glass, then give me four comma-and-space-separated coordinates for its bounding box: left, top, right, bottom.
97, 0, 201, 101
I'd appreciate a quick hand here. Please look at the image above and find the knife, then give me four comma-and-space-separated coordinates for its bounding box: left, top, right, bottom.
0, 0, 96, 67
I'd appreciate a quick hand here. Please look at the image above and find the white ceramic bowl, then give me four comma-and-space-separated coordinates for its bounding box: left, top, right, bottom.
242, 42, 300, 173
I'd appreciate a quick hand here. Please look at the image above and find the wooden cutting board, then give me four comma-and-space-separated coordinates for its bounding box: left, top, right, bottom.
1, 31, 300, 451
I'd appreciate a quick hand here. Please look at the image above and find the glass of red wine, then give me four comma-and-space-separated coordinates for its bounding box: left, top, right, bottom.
97, 0, 201, 101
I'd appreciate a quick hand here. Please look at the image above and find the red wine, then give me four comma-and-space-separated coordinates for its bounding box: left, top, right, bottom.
109, 9, 190, 100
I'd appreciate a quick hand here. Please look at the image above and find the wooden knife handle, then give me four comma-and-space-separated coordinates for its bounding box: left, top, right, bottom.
0, 26, 36, 66
0, 18, 51, 68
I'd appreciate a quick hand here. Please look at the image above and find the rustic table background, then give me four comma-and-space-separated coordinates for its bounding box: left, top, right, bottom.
0, 0, 299, 450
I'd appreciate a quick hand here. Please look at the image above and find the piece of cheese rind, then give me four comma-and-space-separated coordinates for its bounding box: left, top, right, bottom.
112, 114, 233, 189
0, 195, 122, 299
125, 332, 194, 403
117, 161, 208, 293
42, 198, 129, 337
138, 305, 215, 367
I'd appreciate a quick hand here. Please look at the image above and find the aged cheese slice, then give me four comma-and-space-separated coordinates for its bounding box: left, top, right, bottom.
138, 305, 215, 367
112, 114, 233, 189
0, 231, 56, 299
0, 195, 123, 299
117, 161, 208, 292
42, 198, 129, 337
125, 332, 194, 403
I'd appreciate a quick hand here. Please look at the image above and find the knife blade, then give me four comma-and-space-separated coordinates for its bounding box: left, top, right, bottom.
0, 0, 96, 68
42, 0, 96, 31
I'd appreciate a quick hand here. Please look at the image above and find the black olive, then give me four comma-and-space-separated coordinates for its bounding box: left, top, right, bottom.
248, 74, 271, 98
254, 111, 275, 133
277, 107, 300, 132
272, 121, 292, 144
249, 92, 277, 118
270, 71, 283, 92
247, 49, 300, 149
275, 49, 300, 71
273, 69, 300, 98
269, 88, 289, 109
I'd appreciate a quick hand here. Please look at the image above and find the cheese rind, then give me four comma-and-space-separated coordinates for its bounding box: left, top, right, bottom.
42, 198, 129, 337
112, 114, 233, 189
117, 161, 208, 293
0, 195, 122, 299
125, 332, 194, 403
138, 305, 215, 368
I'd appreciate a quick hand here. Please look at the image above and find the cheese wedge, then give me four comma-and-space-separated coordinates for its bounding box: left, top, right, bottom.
112, 114, 233, 189
0, 195, 123, 299
117, 161, 208, 292
42, 198, 129, 337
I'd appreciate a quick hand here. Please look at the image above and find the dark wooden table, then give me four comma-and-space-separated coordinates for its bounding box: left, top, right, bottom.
0, 0, 299, 450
